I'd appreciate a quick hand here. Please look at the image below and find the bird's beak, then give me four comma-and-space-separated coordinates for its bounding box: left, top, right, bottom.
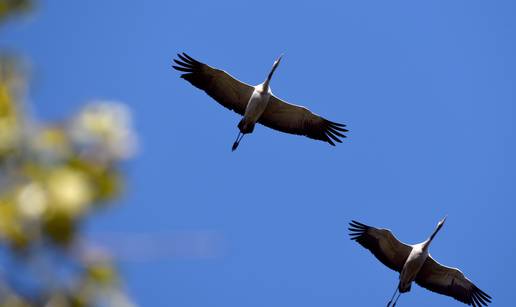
439, 215, 447, 225
276, 53, 284, 64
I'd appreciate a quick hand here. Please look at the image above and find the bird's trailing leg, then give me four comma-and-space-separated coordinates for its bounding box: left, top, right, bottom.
231, 131, 245, 151
392, 292, 401, 306
386, 285, 398, 307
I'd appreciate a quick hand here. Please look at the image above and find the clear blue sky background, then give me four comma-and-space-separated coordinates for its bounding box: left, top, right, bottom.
1, 1, 514, 306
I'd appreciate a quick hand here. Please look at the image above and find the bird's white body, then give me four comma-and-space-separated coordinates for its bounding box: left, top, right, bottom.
243, 84, 271, 124
398, 243, 429, 292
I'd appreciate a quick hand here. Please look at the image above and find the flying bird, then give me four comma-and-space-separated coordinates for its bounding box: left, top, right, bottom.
172, 53, 347, 151
348, 218, 491, 307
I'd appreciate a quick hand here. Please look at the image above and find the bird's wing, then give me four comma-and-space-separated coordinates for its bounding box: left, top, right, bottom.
258, 95, 348, 146
348, 220, 412, 272
415, 256, 491, 306
172, 53, 254, 115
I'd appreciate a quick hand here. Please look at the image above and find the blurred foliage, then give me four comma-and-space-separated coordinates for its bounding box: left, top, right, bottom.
0, 4, 137, 307
0, 0, 33, 23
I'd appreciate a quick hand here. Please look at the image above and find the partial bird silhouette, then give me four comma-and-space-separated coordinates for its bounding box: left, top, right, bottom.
172, 53, 347, 151
349, 218, 491, 306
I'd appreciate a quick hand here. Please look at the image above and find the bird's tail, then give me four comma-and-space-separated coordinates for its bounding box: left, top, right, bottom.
398, 281, 411, 293
237, 118, 255, 134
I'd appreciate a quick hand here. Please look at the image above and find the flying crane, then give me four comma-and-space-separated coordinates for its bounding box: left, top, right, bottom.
349, 218, 491, 306
172, 53, 347, 151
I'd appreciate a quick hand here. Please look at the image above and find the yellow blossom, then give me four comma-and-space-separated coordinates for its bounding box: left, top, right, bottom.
46, 167, 93, 217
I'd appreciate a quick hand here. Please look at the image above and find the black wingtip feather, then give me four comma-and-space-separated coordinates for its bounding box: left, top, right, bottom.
326, 135, 335, 146
173, 53, 207, 78
173, 53, 204, 72
326, 130, 343, 143
327, 126, 346, 138
328, 120, 346, 127
478, 288, 492, 299
350, 220, 368, 228
328, 123, 349, 132
348, 220, 370, 241
172, 65, 193, 72
472, 286, 491, 305
177, 53, 189, 61
182, 52, 201, 64
173, 59, 194, 68
348, 226, 365, 232
320, 120, 348, 145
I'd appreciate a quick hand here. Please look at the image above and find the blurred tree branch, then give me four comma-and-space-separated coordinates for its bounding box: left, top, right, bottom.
0, 3, 137, 307
0, 0, 33, 23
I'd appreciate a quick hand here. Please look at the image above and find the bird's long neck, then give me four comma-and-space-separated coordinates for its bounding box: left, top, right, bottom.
263, 61, 279, 92
422, 222, 444, 251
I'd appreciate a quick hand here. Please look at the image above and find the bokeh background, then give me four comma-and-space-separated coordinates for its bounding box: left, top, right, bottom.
1, 0, 514, 306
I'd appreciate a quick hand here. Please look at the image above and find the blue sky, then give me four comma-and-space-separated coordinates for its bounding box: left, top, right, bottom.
1, 0, 514, 306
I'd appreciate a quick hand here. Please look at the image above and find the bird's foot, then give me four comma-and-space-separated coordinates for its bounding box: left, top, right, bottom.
231, 142, 239, 151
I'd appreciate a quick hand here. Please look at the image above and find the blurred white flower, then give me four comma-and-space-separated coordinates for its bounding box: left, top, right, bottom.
70, 102, 137, 160
46, 167, 93, 217
16, 182, 48, 219
29, 125, 71, 162
102, 290, 136, 307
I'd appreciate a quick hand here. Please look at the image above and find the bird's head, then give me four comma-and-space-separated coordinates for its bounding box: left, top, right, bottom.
423, 216, 447, 251
427, 215, 447, 246
437, 215, 447, 229
273, 54, 283, 68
